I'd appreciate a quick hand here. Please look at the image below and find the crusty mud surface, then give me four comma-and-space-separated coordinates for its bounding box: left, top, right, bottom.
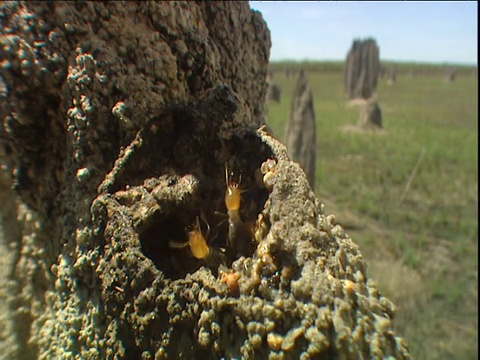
0, 2, 410, 359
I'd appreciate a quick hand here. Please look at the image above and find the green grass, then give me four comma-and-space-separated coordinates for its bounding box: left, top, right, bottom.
266, 61, 478, 360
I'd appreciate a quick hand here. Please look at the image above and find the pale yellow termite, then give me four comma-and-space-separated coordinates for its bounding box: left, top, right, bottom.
169, 216, 210, 260
224, 165, 253, 258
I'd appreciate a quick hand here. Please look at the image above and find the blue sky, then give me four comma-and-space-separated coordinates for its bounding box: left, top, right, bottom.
249, 1, 478, 65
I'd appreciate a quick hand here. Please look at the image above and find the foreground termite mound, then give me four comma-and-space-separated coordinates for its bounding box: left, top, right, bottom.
0, 2, 410, 359
89, 88, 410, 358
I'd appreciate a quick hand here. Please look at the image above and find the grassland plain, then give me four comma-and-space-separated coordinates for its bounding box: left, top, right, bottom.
266, 62, 478, 359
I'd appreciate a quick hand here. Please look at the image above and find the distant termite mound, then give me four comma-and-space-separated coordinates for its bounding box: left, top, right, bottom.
284, 65, 293, 78
345, 38, 381, 101
266, 70, 281, 103
358, 98, 383, 129
387, 64, 397, 85
284, 70, 316, 188
444, 66, 457, 83
343, 97, 385, 134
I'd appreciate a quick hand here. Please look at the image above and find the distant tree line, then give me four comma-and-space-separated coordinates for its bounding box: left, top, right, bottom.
269, 61, 477, 77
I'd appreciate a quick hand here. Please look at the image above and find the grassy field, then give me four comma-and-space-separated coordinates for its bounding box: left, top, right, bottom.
266, 61, 478, 359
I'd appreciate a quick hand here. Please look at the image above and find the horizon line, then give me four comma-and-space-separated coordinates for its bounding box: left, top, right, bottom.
269, 58, 478, 67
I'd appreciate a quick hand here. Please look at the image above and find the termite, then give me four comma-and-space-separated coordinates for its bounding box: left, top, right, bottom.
169, 216, 210, 260
224, 165, 255, 259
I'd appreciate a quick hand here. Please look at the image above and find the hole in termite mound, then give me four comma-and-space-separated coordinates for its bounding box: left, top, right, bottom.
139, 131, 275, 278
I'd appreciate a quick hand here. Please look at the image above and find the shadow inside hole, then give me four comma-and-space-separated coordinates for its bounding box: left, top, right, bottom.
139, 129, 275, 277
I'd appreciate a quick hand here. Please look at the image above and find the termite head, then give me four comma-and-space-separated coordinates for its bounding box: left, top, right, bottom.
225, 165, 242, 212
